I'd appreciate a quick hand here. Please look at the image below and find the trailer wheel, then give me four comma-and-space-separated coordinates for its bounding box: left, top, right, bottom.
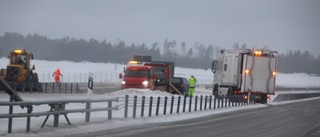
212, 85, 218, 97
256, 94, 268, 104
260, 94, 268, 104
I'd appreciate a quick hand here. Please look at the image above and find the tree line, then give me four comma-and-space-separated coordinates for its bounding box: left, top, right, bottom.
0, 32, 319, 75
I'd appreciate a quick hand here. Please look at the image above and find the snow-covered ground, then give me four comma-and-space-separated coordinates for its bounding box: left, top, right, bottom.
1, 57, 319, 87
1, 58, 320, 137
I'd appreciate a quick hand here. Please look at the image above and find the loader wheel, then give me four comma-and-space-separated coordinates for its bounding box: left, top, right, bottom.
24, 71, 32, 91
32, 73, 42, 92
0, 69, 4, 77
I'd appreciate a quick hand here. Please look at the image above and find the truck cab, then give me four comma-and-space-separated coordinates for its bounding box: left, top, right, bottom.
120, 64, 155, 90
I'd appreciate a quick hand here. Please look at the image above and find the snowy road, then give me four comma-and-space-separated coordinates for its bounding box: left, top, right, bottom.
80, 98, 320, 137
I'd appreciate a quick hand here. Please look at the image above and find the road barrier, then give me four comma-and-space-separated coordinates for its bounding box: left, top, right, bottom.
2, 91, 319, 134
274, 92, 320, 101
1, 82, 80, 93
0, 98, 119, 133
121, 95, 254, 118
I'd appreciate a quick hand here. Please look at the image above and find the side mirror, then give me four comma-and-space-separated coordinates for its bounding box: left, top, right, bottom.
211, 60, 217, 74
119, 73, 123, 79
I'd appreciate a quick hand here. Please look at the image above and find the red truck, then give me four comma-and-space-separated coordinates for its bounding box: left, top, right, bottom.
119, 56, 174, 91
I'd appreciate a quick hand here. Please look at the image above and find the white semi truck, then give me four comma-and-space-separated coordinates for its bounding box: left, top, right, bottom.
211, 48, 278, 103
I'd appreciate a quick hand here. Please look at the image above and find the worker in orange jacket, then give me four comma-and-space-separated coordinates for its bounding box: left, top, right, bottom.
52, 68, 63, 83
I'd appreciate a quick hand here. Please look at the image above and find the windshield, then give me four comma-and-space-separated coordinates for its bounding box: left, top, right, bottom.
11, 54, 27, 65
171, 78, 181, 83
125, 70, 150, 77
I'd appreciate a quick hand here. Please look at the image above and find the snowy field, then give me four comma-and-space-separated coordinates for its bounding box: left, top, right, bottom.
1, 57, 320, 87
1, 58, 320, 137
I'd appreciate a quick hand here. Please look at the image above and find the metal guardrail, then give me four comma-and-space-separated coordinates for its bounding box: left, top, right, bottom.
0, 98, 119, 133
274, 92, 320, 101
121, 95, 254, 118
2, 91, 320, 134
5, 82, 81, 93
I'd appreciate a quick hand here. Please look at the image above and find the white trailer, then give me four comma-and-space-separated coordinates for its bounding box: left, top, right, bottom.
211, 49, 278, 103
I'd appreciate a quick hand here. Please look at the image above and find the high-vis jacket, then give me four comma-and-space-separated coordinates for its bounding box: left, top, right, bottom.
189, 76, 197, 88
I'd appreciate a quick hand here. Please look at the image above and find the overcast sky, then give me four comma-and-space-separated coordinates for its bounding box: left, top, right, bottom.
1, 0, 319, 56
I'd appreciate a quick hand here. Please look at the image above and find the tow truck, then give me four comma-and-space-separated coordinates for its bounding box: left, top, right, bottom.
119, 55, 182, 94
211, 48, 278, 103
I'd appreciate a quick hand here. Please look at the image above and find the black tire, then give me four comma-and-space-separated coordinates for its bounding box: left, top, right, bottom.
32, 73, 42, 92
212, 85, 218, 97
24, 70, 32, 91
0, 69, 4, 77
260, 94, 268, 104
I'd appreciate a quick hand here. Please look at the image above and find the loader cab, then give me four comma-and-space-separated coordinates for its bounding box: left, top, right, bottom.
9, 49, 34, 69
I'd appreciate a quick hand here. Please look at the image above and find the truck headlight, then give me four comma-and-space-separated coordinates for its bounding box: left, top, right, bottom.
122, 81, 126, 84
142, 81, 148, 86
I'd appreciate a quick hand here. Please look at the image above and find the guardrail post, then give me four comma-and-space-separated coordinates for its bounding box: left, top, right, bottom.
141, 96, 145, 117
70, 83, 73, 93
26, 106, 32, 132
177, 96, 181, 113
52, 82, 55, 93
85, 102, 91, 122
124, 95, 128, 118
195, 96, 198, 111
53, 104, 60, 127
200, 95, 203, 110
148, 96, 153, 117
164, 97, 167, 115
108, 101, 112, 120
156, 97, 160, 116
76, 83, 79, 93
8, 95, 13, 133
189, 96, 192, 112
183, 96, 186, 112
65, 83, 67, 93
209, 95, 212, 109
58, 83, 61, 93
133, 96, 137, 118
170, 96, 174, 114
204, 95, 208, 110
45, 82, 48, 93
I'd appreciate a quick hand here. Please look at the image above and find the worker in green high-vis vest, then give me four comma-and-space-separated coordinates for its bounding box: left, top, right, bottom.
188, 75, 197, 97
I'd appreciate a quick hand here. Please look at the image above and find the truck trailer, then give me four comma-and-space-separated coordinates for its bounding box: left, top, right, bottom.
211, 48, 278, 103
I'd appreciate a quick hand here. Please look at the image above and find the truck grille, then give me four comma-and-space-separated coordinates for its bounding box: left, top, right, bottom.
125, 84, 143, 86
6, 66, 20, 80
